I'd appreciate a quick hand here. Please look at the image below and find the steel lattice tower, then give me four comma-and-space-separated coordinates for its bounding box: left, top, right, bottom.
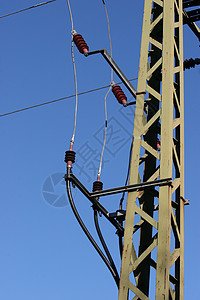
119, 0, 185, 299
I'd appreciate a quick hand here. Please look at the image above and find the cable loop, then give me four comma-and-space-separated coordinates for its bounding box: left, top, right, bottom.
66, 0, 78, 148
97, 0, 113, 180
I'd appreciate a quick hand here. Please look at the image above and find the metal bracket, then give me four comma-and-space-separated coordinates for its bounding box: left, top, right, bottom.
180, 196, 190, 206
183, 9, 200, 41
183, 0, 200, 9
65, 171, 124, 234
84, 49, 137, 98
90, 177, 172, 198
109, 210, 126, 221
65, 170, 172, 233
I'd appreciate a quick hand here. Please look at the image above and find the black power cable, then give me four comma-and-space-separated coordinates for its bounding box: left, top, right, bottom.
66, 168, 119, 287
117, 139, 133, 261
118, 223, 123, 260
93, 208, 119, 287
119, 139, 133, 209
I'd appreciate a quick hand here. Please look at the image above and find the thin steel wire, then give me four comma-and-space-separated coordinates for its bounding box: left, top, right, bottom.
0, 0, 56, 19
0, 78, 137, 118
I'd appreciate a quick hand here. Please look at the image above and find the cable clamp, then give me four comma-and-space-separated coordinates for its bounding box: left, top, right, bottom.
72, 29, 77, 36
136, 91, 146, 95
180, 196, 190, 206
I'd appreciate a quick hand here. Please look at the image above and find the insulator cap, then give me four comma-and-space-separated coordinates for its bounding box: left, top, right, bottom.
73, 33, 89, 54
116, 209, 126, 222
92, 181, 103, 192
65, 150, 76, 165
112, 84, 127, 105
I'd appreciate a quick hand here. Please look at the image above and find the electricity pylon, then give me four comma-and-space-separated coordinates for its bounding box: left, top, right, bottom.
118, 0, 185, 299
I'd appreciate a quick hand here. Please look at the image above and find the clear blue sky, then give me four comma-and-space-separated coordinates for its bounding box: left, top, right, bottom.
0, 0, 199, 299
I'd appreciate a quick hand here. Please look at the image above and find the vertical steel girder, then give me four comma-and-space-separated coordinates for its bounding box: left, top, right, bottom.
118, 0, 184, 299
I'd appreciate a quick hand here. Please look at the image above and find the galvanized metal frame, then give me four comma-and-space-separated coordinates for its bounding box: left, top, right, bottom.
118, 0, 185, 299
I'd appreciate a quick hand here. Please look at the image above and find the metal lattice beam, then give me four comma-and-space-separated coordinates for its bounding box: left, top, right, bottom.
118, 0, 185, 299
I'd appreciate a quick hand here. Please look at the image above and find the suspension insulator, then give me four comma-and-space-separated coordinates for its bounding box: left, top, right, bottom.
112, 84, 127, 105
73, 33, 89, 54
92, 181, 103, 192
65, 150, 76, 168
184, 58, 195, 70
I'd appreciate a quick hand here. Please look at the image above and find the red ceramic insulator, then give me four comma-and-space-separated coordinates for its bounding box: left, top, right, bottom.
73, 33, 89, 54
112, 84, 127, 105
92, 181, 103, 192
65, 150, 76, 168
157, 138, 160, 151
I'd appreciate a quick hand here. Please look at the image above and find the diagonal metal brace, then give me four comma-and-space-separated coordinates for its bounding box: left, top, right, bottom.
65, 171, 172, 234
84, 49, 137, 98
183, 9, 200, 41
65, 170, 124, 234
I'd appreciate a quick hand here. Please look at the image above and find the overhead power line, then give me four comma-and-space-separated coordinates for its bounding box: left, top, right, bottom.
0, 78, 137, 118
0, 0, 56, 19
